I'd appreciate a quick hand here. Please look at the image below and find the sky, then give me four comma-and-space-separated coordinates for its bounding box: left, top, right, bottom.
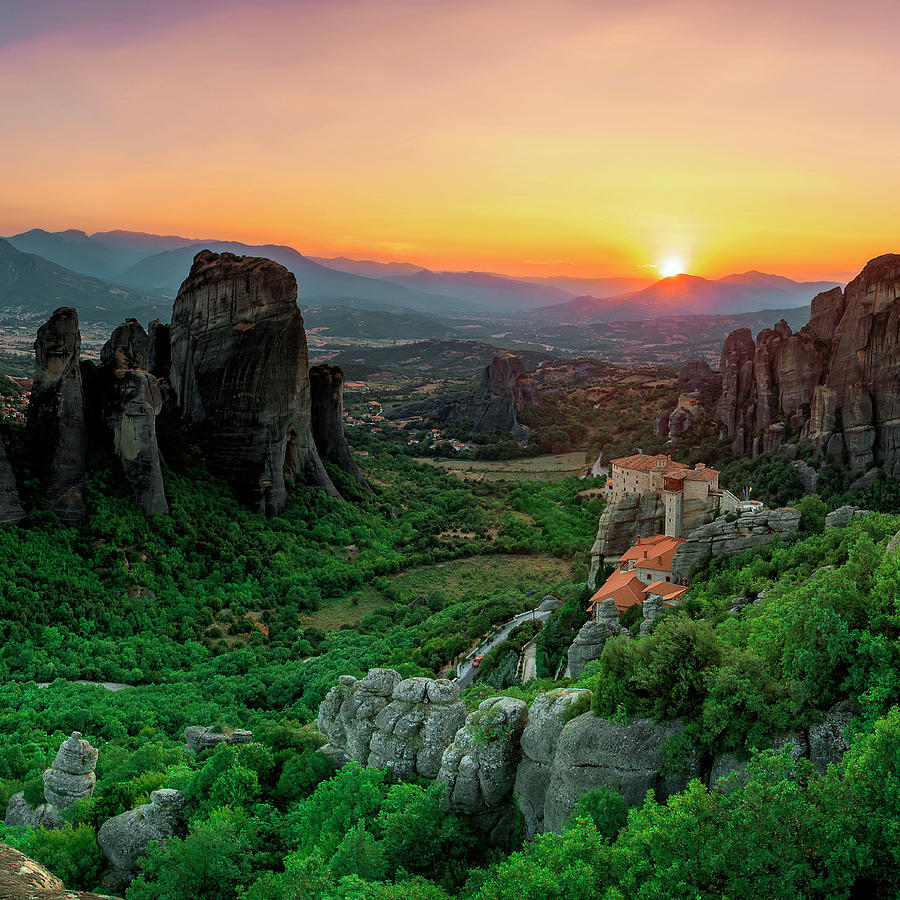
1, 0, 898, 281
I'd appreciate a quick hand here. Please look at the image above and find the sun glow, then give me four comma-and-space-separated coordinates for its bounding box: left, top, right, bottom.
659, 257, 687, 278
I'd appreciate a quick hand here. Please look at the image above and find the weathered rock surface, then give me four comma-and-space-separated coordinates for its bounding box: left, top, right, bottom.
514, 689, 592, 838
183, 725, 253, 753
5, 732, 98, 829
367, 677, 467, 779
566, 599, 630, 678
714, 254, 900, 476
809, 702, 855, 773
0, 842, 120, 899
437, 697, 528, 840
588, 493, 665, 583
824, 505, 867, 529
385, 353, 541, 440
543, 713, 699, 833
0, 438, 24, 524
26, 307, 88, 524
309, 364, 367, 487
169, 250, 337, 515
672, 507, 801, 581
97, 789, 184, 883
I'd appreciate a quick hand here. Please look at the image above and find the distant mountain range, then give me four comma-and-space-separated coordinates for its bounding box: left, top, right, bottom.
0, 238, 170, 324
535, 271, 841, 322
2, 228, 843, 328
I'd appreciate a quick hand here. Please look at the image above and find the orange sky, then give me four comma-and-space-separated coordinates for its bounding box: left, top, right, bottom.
2, 0, 897, 281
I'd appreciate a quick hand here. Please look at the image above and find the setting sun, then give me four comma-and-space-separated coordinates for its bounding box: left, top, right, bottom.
659, 257, 687, 278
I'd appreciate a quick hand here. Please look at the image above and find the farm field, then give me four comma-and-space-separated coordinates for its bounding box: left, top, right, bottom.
416, 451, 589, 481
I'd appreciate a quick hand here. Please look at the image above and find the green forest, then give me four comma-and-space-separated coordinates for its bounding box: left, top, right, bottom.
1, 418, 899, 898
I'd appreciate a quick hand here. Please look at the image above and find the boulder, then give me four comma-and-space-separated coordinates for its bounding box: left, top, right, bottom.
825, 505, 867, 529
26, 307, 88, 524
169, 250, 337, 515
437, 697, 528, 841
309, 364, 367, 487
0, 842, 120, 899
42, 732, 98, 809
514, 689, 592, 838
183, 726, 253, 753
566, 599, 630, 678
543, 713, 699, 833
809, 702, 855, 773
97, 789, 184, 883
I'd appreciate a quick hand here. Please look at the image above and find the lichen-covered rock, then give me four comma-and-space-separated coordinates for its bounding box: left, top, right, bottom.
367, 677, 467, 779
672, 507, 801, 582
514, 689, 592, 838
169, 250, 337, 515
3, 793, 61, 829
640, 592, 665, 635
42, 732, 98, 809
309, 364, 367, 487
97, 789, 184, 883
566, 599, 630, 678
26, 307, 88, 524
543, 713, 699, 833
0, 842, 120, 899
825, 505, 867, 529
183, 726, 253, 753
437, 697, 528, 840
809, 702, 855, 773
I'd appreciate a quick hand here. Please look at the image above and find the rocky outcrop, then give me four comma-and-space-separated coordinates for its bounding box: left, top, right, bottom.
671, 507, 801, 581
26, 307, 88, 524
437, 697, 528, 841
309, 364, 367, 487
183, 725, 253, 753
514, 688, 592, 838
808, 702, 855, 773
658, 361, 722, 444
566, 600, 630, 678
366, 677, 467, 779
0, 842, 120, 899
588, 493, 665, 583
824, 505, 867, 529
5, 732, 98, 829
169, 250, 337, 515
97, 789, 184, 884
385, 353, 541, 440
542, 714, 699, 833
714, 254, 900, 476
0, 438, 24, 524
95, 320, 168, 516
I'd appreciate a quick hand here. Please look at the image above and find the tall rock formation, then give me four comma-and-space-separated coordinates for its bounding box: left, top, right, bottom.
0, 439, 24, 524
169, 250, 337, 515
309, 364, 367, 487
714, 254, 900, 476
385, 353, 542, 439
26, 307, 88, 525
95, 320, 168, 516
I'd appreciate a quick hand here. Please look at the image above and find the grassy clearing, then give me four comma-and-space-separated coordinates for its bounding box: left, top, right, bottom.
301, 554, 573, 632
416, 451, 589, 482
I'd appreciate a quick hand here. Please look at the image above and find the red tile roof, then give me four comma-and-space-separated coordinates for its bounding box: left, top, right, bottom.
610, 453, 718, 481
589, 567, 646, 613
642, 581, 689, 602
619, 535, 685, 572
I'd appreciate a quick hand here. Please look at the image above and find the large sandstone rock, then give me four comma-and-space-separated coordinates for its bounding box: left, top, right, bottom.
42, 732, 98, 809
543, 713, 699, 833
385, 353, 541, 440
309, 364, 367, 487
97, 789, 184, 883
437, 697, 528, 841
0, 438, 24, 524
566, 600, 630, 678
95, 320, 168, 516
672, 507, 801, 582
367, 677, 467, 779
514, 688, 592, 838
169, 250, 337, 515
0, 842, 120, 899
183, 725, 253, 753
824, 505, 867, 529
714, 254, 900, 476
26, 307, 88, 524
588, 493, 665, 583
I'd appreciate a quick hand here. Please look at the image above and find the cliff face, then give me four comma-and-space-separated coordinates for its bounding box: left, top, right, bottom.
170, 250, 337, 515
714, 254, 900, 475
309, 364, 367, 487
26, 307, 88, 525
